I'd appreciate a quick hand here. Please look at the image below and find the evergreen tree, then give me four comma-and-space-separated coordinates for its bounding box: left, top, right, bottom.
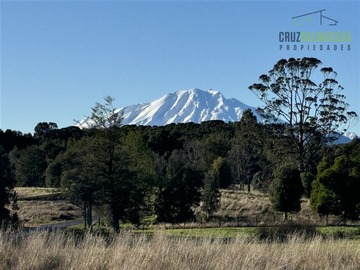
82, 96, 125, 231
0, 147, 18, 228
211, 157, 232, 189
0, 129, 34, 153
45, 160, 63, 187
80, 96, 122, 129
61, 137, 103, 229
66, 96, 154, 231
269, 165, 303, 220
120, 131, 157, 225
311, 154, 360, 221
155, 149, 202, 224
14, 145, 47, 186
34, 122, 58, 141
201, 158, 222, 218
228, 110, 262, 191
310, 178, 341, 224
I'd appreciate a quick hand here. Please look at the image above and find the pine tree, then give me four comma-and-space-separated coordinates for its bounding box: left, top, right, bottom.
66, 96, 155, 231
269, 165, 303, 220
155, 149, 202, 224
0, 147, 18, 228
228, 110, 262, 191
201, 159, 221, 218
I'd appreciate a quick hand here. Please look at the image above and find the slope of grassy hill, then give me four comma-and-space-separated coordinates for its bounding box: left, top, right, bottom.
15, 187, 343, 227
15, 187, 82, 227
213, 189, 332, 226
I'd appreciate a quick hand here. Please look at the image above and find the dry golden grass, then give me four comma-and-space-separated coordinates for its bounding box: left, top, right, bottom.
15, 187, 335, 228
15, 188, 82, 227
1, 230, 360, 270
15, 187, 65, 200
15, 187, 345, 228
218, 189, 272, 217
17, 200, 81, 227
216, 189, 330, 225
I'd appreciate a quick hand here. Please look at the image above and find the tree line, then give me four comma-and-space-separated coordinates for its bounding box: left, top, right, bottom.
1, 57, 359, 230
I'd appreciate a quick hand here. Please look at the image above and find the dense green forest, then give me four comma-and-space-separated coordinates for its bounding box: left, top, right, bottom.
1, 57, 359, 230
1, 115, 359, 229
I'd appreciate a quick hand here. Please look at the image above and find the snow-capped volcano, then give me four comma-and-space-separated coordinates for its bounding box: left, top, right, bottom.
120, 88, 260, 126
79, 88, 357, 143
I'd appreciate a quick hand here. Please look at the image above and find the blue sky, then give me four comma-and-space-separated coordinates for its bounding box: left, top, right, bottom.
1, 0, 359, 134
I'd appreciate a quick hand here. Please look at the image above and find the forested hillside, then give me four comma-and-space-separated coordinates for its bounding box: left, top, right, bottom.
1, 114, 359, 229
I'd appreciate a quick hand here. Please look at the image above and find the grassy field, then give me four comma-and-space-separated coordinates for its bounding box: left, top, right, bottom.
129, 225, 360, 243
6, 187, 360, 269
16, 187, 65, 200
1, 230, 360, 270
216, 189, 328, 225
14, 187, 349, 227
15, 187, 82, 227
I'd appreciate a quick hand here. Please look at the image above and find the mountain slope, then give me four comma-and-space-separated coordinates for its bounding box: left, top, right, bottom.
79, 88, 356, 143
120, 88, 261, 126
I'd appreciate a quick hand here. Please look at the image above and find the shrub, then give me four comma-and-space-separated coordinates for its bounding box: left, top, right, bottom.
255, 224, 317, 242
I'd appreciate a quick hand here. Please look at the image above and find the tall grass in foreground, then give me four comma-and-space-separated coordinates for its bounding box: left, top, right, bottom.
1, 230, 360, 270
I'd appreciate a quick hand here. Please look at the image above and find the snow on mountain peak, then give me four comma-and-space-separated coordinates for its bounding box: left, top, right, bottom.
120, 88, 261, 126
79, 88, 357, 144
